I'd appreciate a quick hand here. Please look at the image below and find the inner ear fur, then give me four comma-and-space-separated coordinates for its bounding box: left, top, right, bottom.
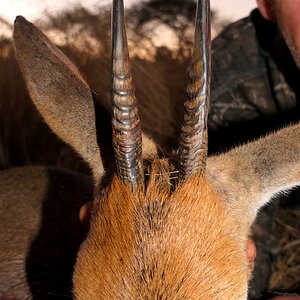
206, 123, 300, 230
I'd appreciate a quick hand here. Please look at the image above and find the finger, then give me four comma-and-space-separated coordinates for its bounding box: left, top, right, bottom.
247, 239, 256, 262
79, 201, 93, 226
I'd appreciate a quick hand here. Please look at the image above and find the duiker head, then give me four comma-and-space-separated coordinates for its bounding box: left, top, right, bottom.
13, 0, 300, 299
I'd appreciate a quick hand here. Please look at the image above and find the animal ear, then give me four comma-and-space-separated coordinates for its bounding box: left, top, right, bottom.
13, 16, 105, 183
207, 123, 300, 228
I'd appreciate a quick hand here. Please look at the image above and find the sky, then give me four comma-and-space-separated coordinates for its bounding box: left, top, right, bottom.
0, 0, 256, 25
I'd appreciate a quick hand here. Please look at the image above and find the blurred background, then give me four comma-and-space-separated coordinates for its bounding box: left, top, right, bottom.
1, 0, 255, 23
1, 0, 256, 39
0, 0, 256, 171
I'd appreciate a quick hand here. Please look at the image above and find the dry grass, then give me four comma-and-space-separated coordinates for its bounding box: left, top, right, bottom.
0, 28, 188, 173
269, 207, 300, 292
0, 5, 194, 171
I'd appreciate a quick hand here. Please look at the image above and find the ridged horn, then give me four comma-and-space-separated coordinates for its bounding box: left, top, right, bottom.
179, 0, 211, 181
111, 0, 143, 185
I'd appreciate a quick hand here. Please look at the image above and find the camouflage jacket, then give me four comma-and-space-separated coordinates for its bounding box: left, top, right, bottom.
208, 10, 300, 298
209, 9, 300, 153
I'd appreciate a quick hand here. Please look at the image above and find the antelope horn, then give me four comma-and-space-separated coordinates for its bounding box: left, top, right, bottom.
179, 0, 211, 181
111, 0, 143, 185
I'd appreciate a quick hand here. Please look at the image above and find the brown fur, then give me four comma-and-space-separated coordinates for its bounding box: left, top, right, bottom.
4, 15, 300, 300
74, 162, 248, 299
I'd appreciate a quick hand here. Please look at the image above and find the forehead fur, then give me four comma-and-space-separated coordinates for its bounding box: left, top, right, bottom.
73, 160, 248, 299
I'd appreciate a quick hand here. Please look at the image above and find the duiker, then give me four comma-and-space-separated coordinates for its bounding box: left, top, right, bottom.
2, 0, 299, 299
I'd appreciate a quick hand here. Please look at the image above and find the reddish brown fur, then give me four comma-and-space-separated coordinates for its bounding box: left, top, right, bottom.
74, 160, 248, 299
